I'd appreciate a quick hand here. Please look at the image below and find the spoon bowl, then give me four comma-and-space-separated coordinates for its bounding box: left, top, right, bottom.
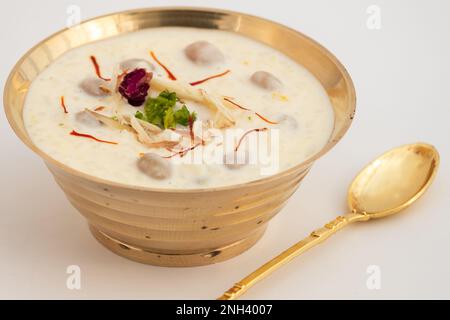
348, 143, 440, 219
219, 142, 440, 300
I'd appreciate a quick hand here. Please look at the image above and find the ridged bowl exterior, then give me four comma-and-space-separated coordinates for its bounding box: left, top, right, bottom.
3, 7, 356, 266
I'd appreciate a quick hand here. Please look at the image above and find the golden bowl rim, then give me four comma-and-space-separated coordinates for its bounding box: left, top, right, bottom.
3, 6, 356, 194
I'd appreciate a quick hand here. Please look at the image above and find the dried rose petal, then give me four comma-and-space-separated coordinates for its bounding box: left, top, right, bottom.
118, 68, 152, 106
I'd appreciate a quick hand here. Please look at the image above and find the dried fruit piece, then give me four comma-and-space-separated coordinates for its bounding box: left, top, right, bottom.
75, 110, 102, 127
137, 153, 172, 180
250, 71, 282, 91
79, 77, 111, 96
118, 68, 152, 106
185, 41, 224, 65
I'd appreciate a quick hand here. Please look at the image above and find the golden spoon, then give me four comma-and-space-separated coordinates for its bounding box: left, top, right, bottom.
218, 143, 440, 300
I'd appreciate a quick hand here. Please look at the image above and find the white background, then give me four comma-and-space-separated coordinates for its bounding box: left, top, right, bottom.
1, 0, 449, 299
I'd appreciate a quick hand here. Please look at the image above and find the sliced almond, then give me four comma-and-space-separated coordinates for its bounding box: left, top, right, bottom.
84, 108, 131, 131
129, 116, 180, 148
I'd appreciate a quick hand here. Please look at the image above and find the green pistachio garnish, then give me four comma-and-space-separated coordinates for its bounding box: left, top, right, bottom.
135, 90, 196, 129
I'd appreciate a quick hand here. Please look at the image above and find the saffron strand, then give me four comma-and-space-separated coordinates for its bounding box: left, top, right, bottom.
70, 130, 118, 145
189, 70, 231, 86
150, 51, 177, 80
90, 55, 111, 81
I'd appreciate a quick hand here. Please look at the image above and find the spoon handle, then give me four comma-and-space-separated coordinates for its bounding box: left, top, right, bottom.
217, 212, 366, 300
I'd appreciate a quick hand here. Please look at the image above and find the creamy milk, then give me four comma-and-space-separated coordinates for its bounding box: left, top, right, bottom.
23, 27, 334, 188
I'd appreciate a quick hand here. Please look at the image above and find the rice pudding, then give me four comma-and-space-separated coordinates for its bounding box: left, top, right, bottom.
23, 27, 334, 189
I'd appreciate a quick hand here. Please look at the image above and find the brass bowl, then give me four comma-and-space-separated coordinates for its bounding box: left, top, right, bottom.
3, 7, 356, 267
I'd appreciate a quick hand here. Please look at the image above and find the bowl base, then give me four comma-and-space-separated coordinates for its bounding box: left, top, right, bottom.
89, 225, 267, 267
